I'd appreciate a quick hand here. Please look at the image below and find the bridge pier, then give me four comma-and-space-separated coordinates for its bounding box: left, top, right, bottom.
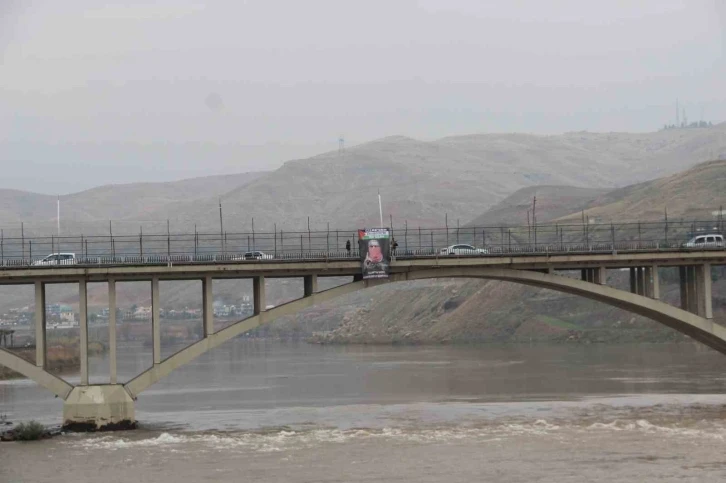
202, 276, 215, 336
628, 266, 657, 297
34, 281, 46, 368
63, 385, 135, 430
79, 280, 89, 385
637, 267, 646, 295
679, 264, 713, 319
580, 267, 606, 285
696, 264, 713, 319
644, 267, 655, 297
253, 276, 266, 314
151, 277, 161, 365
304, 274, 318, 297
584, 267, 607, 285
108, 280, 117, 384
650, 265, 660, 299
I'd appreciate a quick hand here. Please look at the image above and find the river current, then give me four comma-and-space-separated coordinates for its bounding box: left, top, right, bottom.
3, 341, 726, 482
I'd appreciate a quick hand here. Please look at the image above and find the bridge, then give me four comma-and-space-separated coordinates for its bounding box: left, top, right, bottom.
0, 220, 725, 429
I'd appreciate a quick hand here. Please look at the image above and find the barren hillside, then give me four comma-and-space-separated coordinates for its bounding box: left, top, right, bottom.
144, 127, 726, 232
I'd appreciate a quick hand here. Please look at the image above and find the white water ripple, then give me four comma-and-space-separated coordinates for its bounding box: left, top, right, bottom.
69, 416, 726, 454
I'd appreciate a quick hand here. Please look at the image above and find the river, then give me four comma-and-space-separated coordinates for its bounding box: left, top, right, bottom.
3, 340, 726, 482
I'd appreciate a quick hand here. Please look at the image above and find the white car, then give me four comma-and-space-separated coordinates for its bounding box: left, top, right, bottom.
32, 253, 77, 266
684, 234, 725, 248
439, 244, 489, 256
243, 251, 274, 260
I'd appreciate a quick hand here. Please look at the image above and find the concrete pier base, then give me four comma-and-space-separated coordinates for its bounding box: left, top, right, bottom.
62, 385, 136, 430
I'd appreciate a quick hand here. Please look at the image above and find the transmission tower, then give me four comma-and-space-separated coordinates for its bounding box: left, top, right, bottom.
338, 135, 345, 156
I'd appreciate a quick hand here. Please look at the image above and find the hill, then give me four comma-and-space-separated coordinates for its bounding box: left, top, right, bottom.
556, 159, 726, 223
142, 127, 726, 232
2, 127, 726, 236
465, 185, 609, 227
0, 172, 266, 236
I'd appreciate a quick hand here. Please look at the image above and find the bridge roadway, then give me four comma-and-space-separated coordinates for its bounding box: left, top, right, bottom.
1, 246, 726, 430
1, 247, 726, 283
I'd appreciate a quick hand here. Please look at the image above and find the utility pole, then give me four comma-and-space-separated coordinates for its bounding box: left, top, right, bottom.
218, 199, 224, 253
532, 196, 537, 247
527, 209, 531, 244
665, 206, 669, 244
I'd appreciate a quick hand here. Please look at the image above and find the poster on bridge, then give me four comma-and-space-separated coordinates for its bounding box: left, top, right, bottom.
358, 228, 390, 279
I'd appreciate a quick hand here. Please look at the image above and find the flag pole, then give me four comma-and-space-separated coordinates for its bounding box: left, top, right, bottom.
378, 190, 384, 228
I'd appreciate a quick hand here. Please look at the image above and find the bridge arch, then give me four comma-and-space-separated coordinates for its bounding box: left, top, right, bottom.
124, 267, 726, 398
0, 349, 73, 399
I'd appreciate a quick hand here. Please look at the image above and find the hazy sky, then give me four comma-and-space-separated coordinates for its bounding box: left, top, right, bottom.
1, 0, 724, 194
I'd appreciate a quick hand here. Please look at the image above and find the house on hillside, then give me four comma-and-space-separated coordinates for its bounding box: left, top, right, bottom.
60, 307, 76, 324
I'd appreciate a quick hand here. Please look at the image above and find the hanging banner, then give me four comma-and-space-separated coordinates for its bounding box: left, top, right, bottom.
358, 228, 391, 279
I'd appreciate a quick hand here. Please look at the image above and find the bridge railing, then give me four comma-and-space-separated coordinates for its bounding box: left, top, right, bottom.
0, 219, 723, 268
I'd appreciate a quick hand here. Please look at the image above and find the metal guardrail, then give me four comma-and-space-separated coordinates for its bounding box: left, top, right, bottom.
0, 243, 725, 269
0, 220, 723, 269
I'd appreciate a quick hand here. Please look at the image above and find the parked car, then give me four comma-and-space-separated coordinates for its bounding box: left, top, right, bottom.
438, 244, 489, 256
32, 253, 77, 266
243, 251, 273, 260
684, 234, 725, 248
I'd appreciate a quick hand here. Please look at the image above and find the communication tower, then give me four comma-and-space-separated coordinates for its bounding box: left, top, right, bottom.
676, 99, 680, 127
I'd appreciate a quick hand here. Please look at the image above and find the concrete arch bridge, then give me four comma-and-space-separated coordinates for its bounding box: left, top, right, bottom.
0, 250, 724, 428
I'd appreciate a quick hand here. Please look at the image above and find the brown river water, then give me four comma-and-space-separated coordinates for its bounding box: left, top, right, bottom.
3, 341, 726, 482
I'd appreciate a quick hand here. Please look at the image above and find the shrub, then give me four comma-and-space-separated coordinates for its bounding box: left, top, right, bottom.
14, 421, 45, 441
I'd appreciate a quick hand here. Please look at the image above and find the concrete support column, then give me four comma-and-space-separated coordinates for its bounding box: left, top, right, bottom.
151, 277, 161, 365
202, 276, 214, 337
687, 266, 698, 314
79, 279, 89, 386
581, 269, 588, 282
651, 265, 660, 300
643, 267, 653, 298
34, 281, 46, 368
695, 264, 713, 319
253, 276, 266, 315
636, 267, 645, 296
703, 263, 713, 319
630, 268, 637, 294
108, 280, 117, 385
594, 267, 606, 285
304, 274, 318, 297
679, 266, 688, 310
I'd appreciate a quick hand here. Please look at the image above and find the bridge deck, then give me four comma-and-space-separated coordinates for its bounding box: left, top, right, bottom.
0, 248, 724, 283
